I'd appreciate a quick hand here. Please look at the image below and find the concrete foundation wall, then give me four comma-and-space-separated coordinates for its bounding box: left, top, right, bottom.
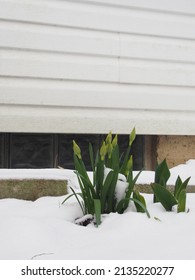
157, 136, 195, 168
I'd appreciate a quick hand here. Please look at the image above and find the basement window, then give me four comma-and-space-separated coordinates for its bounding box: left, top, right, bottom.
0, 133, 144, 170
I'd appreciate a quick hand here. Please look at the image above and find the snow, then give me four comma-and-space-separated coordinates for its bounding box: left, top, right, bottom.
0, 159, 195, 185
0, 160, 195, 260
0, 168, 68, 180
136, 159, 195, 185
105, 167, 128, 202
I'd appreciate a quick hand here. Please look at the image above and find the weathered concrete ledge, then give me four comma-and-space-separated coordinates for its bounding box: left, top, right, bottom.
0, 180, 194, 201
0, 179, 67, 201
135, 184, 195, 194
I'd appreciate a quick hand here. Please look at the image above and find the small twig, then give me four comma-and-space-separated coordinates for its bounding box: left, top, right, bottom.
154, 216, 162, 222
31, 252, 54, 260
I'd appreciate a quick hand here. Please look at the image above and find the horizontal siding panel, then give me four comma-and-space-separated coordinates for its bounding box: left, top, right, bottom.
120, 59, 195, 86
81, 0, 195, 15
1, 50, 195, 86
0, 104, 195, 135
0, 78, 195, 112
0, 21, 119, 58
0, 50, 119, 82
0, 0, 195, 135
0, 0, 195, 39
1, 21, 195, 63
120, 34, 195, 63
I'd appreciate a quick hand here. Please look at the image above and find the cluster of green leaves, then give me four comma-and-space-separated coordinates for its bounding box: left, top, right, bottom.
151, 159, 190, 212
62, 128, 150, 226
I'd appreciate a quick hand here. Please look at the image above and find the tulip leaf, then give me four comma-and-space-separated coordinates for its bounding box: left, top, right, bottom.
94, 199, 101, 226
177, 189, 186, 213
133, 190, 146, 213
151, 183, 177, 211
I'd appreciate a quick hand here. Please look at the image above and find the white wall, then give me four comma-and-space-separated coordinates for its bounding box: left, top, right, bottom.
0, 0, 195, 135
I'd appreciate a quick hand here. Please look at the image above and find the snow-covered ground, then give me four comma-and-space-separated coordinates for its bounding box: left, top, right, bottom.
0, 160, 195, 260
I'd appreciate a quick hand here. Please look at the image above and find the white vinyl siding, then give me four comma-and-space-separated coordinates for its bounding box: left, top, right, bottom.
0, 0, 195, 135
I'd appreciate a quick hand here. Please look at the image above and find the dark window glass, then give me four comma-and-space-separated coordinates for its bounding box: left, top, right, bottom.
0, 134, 4, 168
117, 134, 144, 171
0, 133, 144, 170
58, 134, 100, 170
58, 134, 143, 170
9, 134, 54, 168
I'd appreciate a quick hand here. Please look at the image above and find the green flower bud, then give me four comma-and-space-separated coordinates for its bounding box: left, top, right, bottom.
73, 140, 82, 159
129, 127, 136, 147
107, 142, 113, 159
100, 141, 107, 161
105, 131, 112, 144
125, 155, 133, 176
112, 134, 118, 148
